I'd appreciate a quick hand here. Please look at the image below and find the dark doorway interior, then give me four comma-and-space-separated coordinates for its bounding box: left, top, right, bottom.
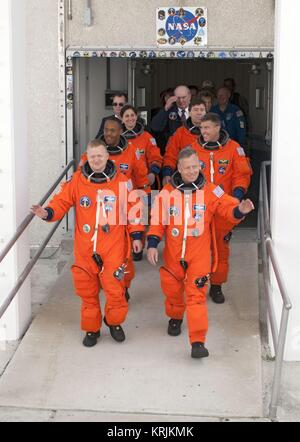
74, 57, 273, 227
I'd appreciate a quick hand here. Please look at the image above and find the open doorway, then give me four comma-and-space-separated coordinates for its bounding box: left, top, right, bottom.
71, 54, 274, 227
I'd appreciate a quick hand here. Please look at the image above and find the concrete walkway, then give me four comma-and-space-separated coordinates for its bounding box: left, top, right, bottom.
0, 233, 263, 420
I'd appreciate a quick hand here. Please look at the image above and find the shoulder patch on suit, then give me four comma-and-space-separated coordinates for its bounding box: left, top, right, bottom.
150, 138, 157, 145
236, 110, 244, 118
169, 112, 178, 121
237, 147, 245, 156
213, 186, 225, 198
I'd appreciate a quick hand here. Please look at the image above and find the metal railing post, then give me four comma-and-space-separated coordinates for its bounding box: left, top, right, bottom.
269, 306, 290, 419
258, 160, 292, 420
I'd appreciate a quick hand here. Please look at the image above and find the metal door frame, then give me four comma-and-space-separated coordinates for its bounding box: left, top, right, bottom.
65, 46, 274, 165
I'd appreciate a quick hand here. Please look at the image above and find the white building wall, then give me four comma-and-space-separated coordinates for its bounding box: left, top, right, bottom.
66, 0, 274, 47
0, 0, 31, 341
26, 0, 65, 247
271, 0, 300, 361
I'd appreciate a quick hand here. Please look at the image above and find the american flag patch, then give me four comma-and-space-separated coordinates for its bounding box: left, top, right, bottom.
237, 147, 245, 156
150, 138, 157, 145
213, 186, 225, 198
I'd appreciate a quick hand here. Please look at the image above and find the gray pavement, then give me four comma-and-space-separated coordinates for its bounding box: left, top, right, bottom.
0, 231, 268, 421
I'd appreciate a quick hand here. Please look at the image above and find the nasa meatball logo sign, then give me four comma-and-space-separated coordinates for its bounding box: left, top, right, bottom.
156, 7, 207, 48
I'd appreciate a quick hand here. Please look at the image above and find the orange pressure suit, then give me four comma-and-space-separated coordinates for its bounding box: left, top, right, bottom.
162, 119, 201, 178
123, 121, 163, 180
147, 171, 245, 344
80, 134, 150, 194
190, 130, 252, 284
80, 134, 150, 287
44, 160, 145, 332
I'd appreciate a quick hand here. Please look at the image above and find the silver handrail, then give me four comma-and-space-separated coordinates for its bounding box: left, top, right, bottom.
0, 160, 75, 320
258, 160, 292, 419
0, 160, 75, 264
0, 221, 62, 320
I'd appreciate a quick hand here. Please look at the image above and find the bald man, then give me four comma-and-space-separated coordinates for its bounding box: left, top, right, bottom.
150, 85, 192, 155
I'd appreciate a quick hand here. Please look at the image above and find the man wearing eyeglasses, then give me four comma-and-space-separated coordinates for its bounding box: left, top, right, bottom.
96, 93, 127, 138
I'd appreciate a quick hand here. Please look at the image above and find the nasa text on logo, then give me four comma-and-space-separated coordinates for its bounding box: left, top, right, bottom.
166, 9, 199, 45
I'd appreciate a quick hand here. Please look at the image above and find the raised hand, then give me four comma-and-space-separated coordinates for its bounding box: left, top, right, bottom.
238, 199, 255, 215
164, 95, 177, 111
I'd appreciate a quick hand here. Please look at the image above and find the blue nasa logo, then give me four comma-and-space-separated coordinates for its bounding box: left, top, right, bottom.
219, 166, 226, 175
166, 9, 199, 44
104, 196, 117, 203
120, 164, 129, 171
194, 204, 206, 212
80, 196, 92, 208
169, 206, 180, 217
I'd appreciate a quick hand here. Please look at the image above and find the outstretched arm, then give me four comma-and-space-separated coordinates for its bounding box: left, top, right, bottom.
31, 205, 49, 220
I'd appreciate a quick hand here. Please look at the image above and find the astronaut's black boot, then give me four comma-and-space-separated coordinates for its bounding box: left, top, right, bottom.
191, 342, 209, 359
104, 317, 125, 342
167, 318, 183, 336
82, 331, 100, 347
209, 284, 225, 304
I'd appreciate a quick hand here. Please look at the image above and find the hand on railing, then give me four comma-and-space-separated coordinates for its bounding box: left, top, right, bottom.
31, 205, 48, 220
239, 199, 255, 215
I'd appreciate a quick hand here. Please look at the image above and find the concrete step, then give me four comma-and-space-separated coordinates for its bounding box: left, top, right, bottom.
0, 237, 263, 419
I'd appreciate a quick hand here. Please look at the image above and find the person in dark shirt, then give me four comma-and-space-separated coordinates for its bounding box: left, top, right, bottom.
223, 78, 249, 130
95, 93, 127, 139
211, 87, 246, 146
150, 85, 191, 155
